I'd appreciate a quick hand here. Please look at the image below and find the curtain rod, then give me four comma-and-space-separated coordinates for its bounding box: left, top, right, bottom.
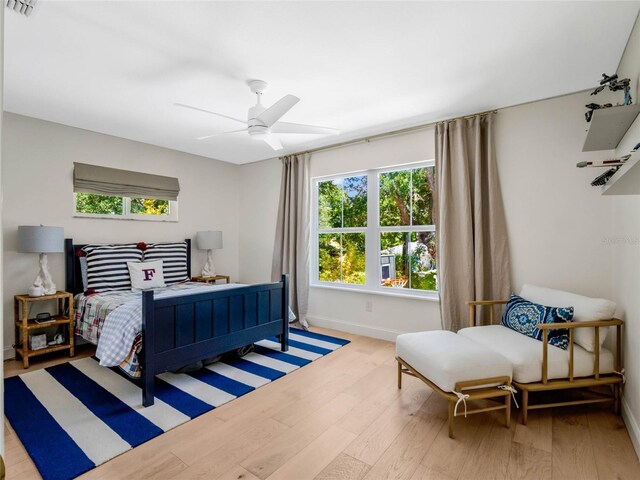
299, 109, 498, 156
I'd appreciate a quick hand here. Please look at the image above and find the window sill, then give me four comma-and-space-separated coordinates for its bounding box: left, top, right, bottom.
310, 283, 439, 302
73, 214, 178, 223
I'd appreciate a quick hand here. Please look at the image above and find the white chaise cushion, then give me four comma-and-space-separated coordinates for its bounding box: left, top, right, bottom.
520, 284, 616, 352
458, 325, 614, 384
395, 330, 512, 393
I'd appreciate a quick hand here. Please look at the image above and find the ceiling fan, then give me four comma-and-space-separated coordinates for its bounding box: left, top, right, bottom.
175, 80, 339, 150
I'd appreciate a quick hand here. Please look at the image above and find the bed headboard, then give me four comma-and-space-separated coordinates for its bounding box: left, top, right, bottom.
64, 238, 192, 295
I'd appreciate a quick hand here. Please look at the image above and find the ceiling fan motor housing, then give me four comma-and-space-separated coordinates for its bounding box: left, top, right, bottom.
248, 103, 269, 139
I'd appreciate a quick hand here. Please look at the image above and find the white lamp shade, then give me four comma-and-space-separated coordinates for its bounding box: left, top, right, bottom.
196, 230, 223, 250
18, 226, 64, 253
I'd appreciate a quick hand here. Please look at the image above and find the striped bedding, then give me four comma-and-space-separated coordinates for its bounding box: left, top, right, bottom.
75, 282, 248, 377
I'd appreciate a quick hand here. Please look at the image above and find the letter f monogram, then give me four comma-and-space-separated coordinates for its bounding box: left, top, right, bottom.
142, 268, 156, 281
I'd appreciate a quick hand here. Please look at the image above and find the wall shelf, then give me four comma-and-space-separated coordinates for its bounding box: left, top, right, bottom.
602, 150, 640, 195
582, 103, 640, 152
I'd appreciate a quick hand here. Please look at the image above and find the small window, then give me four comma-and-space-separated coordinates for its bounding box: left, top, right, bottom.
74, 193, 178, 221
380, 231, 436, 291
130, 198, 170, 216
75, 193, 124, 216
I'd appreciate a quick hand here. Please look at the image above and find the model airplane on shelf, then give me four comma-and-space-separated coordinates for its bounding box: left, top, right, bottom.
576, 155, 631, 187
585, 73, 633, 122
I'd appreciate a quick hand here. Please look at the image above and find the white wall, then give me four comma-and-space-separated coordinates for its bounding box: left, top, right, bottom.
238, 90, 614, 341
496, 93, 615, 297
238, 157, 282, 284
611, 14, 640, 458
2, 113, 241, 358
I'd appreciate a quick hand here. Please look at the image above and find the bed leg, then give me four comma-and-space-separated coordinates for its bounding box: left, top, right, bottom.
141, 290, 156, 407
397, 360, 402, 389
505, 391, 511, 428
522, 390, 529, 425
280, 274, 289, 352
614, 383, 621, 415
279, 332, 288, 352
143, 375, 155, 407
448, 401, 455, 439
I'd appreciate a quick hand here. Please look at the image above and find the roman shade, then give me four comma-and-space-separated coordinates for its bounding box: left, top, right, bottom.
73, 162, 180, 201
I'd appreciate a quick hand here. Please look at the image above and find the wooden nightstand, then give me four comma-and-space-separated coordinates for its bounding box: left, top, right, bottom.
14, 291, 75, 368
192, 275, 230, 284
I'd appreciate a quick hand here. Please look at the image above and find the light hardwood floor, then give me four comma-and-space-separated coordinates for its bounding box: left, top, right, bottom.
4, 328, 640, 480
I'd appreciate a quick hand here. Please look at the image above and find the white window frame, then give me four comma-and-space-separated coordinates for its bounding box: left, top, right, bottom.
73, 193, 179, 222
311, 160, 437, 299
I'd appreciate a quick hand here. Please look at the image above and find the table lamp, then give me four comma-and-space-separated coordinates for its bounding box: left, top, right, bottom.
196, 230, 223, 277
18, 225, 64, 296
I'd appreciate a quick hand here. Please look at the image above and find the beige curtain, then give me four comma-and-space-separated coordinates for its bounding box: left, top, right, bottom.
271, 153, 311, 328
435, 113, 511, 331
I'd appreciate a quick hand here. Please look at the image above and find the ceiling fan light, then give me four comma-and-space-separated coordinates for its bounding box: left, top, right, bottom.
248, 124, 270, 140
250, 132, 269, 141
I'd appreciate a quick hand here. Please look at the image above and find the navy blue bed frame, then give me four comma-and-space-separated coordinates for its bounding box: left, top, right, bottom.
65, 238, 289, 407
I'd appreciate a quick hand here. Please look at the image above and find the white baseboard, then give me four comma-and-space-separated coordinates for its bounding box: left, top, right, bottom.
622, 396, 640, 461
306, 315, 405, 342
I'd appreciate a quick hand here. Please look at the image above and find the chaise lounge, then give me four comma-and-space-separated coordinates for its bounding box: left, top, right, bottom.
396, 284, 624, 437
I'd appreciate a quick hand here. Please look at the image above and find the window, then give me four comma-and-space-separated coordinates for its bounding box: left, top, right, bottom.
317, 175, 367, 284
74, 193, 178, 221
379, 166, 436, 291
313, 161, 436, 296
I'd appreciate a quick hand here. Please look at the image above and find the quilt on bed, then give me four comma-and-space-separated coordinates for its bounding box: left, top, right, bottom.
75, 282, 247, 377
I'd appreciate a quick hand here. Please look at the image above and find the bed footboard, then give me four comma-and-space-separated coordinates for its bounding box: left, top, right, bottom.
141, 275, 289, 406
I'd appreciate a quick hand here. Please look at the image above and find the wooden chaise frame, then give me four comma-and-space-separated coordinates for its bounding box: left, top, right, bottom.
467, 300, 624, 424
397, 357, 512, 438
65, 238, 289, 407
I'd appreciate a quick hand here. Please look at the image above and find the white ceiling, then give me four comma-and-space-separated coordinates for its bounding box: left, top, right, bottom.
4, 1, 640, 165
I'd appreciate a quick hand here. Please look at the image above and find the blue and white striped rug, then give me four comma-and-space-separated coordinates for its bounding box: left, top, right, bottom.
4, 328, 349, 480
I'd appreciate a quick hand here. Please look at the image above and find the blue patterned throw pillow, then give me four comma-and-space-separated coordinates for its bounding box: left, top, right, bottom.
501, 294, 574, 349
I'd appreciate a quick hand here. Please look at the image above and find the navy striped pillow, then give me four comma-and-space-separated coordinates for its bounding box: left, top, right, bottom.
143, 242, 189, 285
83, 244, 144, 292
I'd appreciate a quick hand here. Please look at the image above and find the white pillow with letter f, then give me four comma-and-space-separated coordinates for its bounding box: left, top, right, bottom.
127, 260, 166, 291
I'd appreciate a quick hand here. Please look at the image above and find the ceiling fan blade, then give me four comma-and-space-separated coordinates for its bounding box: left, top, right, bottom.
256, 94, 300, 127
263, 135, 283, 150
174, 102, 247, 125
271, 121, 340, 135
197, 129, 246, 140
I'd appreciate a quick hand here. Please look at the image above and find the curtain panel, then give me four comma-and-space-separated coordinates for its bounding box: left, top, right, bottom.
434, 113, 511, 331
73, 162, 180, 201
271, 153, 311, 328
